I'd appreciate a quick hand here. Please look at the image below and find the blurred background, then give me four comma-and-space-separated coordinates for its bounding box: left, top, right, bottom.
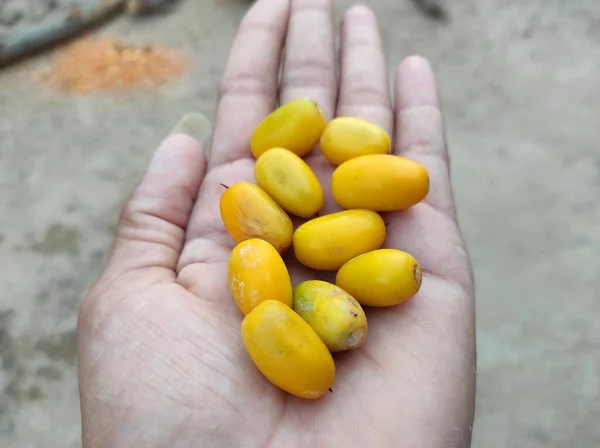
0, 0, 599, 447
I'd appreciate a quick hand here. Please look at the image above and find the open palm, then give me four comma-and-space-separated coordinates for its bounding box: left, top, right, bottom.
78, 1, 476, 447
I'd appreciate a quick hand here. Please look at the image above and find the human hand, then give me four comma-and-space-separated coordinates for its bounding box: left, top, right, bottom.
77, 0, 476, 446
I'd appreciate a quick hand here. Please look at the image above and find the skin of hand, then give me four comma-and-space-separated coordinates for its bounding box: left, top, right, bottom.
77, 0, 476, 446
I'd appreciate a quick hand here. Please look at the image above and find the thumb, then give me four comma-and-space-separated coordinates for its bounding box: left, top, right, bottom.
105, 113, 212, 282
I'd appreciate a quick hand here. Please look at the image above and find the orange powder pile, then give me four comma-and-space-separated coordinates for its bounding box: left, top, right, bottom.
40, 35, 190, 93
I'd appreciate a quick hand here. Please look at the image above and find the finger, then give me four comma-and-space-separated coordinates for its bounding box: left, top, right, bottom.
107, 124, 208, 280
394, 55, 456, 219
336, 5, 393, 135
279, 0, 337, 120
388, 56, 471, 291
209, 0, 290, 167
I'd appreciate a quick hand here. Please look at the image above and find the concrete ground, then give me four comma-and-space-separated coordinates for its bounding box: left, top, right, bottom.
1, 0, 599, 447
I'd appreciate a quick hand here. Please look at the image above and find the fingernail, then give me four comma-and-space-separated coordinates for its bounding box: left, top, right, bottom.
170, 113, 213, 157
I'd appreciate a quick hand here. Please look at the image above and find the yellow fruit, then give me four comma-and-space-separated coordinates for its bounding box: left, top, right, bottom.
336, 249, 422, 307
228, 239, 292, 315
320, 117, 391, 166
293, 280, 367, 352
293, 210, 386, 270
220, 182, 293, 253
254, 148, 324, 218
241, 300, 335, 399
250, 98, 328, 159
332, 154, 429, 211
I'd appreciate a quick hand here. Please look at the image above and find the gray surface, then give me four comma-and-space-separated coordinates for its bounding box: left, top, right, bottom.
0, 0, 599, 447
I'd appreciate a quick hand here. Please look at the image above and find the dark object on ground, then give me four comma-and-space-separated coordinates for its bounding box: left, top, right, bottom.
126, 0, 177, 15
0, 0, 122, 67
411, 0, 448, 20
0, 0, 178, 67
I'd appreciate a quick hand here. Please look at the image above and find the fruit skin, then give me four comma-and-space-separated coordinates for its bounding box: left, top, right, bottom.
292, 209, 386, 270
228, 239, 292, 315
220, 182, 293, 253
332, 154, 430, 211
293, 280, 367, 352
336, 249, 422, 307
320, 117, 391, 166
241, 300, 336, 399
254, 148, 324, 218
250, 98, 328, 159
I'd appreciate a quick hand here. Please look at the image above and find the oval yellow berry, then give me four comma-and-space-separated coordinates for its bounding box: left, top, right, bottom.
293, 210, 386, 270
332, 154, 430, 211
251, 98, 328, 159
336, 249, 422, 307
228, 239, 292, 315
254, 148, 324, 218
320, 117, 391, 166
220, 182, 293, 253
293, 280, 367, 352
241, 300, 335, 399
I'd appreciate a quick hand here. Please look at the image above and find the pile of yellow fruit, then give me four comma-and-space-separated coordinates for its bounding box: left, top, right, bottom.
220, 98, 430, 400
